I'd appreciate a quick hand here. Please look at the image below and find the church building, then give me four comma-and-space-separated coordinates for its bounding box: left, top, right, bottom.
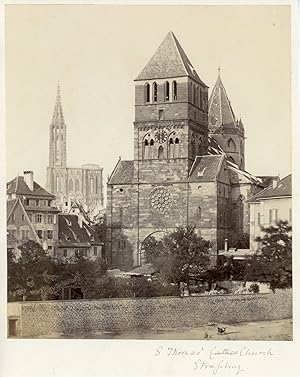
106, 32, 265, 271
46, 84, 104, 221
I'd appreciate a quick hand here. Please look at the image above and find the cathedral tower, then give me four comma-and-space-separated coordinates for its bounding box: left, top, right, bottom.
48, 82, 67, 168
208, 70, 245, 169
134, 31, 209, 168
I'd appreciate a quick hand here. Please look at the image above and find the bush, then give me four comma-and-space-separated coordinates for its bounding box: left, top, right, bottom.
249, 283, 259, 293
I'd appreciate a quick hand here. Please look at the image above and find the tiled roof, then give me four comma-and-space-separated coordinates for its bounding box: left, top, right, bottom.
208, 72, 238, 130
189, 155, 223, 182
58, 214, 91, 247
124, 263, 158, 276
82, 222, 103, 245
207, 138, 263, 186
108, 160, 134, 184
136, 32, 207, 86
7, 176, 55, 198
7, 199, 18, 219
247, 174, 292, 202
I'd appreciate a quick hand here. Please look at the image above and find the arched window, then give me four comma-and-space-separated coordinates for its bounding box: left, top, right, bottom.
169, 138, 174, 158
56, 175, 61, 192
228, 156, 236, 164
69, 179, 74, 192
195, 85, 198, 105
199, 87, 203, 109
172, 81, 177, 100
144, 138, 149, 159
90, 176, 95, 194
165, 81, 169, 101
145, 83, 150, 103
227, 138, 236, 151
175, 137, 179, 144
198, 137, 203, 155
191, 135, 196, 157
192, 84, 195, 104
150, 139, 154, 146
158, 145, 164, 159
153, 82, 157, 102
75, 178, 80, 192
240, 140, 243, 151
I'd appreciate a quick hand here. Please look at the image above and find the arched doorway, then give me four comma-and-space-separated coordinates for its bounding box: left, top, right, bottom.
138, 230, 167, 266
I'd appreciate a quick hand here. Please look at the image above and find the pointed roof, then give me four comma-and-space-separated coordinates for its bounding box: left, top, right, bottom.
52, 82, 65, 125
136, 32, 207, 86
7, 176, 55, 198
208, 70, 238, 130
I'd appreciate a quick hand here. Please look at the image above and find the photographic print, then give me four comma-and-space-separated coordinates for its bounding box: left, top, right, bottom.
4, 2, 293, 348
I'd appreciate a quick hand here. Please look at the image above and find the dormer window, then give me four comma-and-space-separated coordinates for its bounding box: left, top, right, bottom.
66, 219, 72, 226
164, 81, 169, 101
153, 82, 157, 102
145, 83, 150, 103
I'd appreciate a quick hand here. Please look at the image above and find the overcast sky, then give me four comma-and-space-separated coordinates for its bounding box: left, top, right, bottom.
6, 5, 291, 189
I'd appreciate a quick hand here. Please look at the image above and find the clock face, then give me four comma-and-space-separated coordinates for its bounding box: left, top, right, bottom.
154, 130, 167, 144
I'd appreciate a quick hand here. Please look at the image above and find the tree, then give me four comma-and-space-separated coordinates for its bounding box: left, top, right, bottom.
144, 225, 211, 291
245, 220, 292, 290
7, 240, 56, 301
54, 252, 108, 299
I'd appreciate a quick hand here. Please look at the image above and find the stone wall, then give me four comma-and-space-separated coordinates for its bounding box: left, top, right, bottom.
8, 289, 292, 338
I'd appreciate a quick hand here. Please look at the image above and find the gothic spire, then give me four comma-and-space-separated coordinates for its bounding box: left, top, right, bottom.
52, 81, 65, 125
208, 69, 237, 130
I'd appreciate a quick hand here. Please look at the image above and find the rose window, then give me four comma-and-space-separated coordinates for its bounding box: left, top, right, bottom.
150, 186, 172, 214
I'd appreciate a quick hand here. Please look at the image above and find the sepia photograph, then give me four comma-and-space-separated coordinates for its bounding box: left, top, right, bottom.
1, 1, 298, 376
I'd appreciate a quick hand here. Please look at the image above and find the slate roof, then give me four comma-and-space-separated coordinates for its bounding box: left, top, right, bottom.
189, 155, 223, 182
247, 174, 292, 203
7, 199, 18, 219
7, 176, 55, 198
58, 214, 91, 248
108, 160, 134, 184
136, 32, 207, 86
208, 71, 240, 130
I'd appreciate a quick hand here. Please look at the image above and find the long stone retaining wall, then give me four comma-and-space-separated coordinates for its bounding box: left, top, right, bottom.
7, 289, 292, 337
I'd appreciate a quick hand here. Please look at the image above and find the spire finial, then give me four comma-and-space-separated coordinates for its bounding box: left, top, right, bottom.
218, 66, 221, 75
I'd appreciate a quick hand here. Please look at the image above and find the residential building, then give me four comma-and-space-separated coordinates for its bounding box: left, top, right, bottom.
57, 214, 104, 260
7, 171, 60, 256
248, 174, 292, 251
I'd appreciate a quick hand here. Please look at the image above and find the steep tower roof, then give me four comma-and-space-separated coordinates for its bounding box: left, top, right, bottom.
52, 82, 65, 125
135, 31, 207, 86
208, 69, 237, 130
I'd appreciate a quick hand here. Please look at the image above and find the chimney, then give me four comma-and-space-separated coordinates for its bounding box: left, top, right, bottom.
78, 213, 83, 228
273, 176, 280, 189
23, 170, 34, 191
224, 238, 228, 252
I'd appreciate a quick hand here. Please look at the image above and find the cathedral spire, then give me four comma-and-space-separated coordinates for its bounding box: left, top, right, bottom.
208, 69, 236, 130
52, 81, 64, 125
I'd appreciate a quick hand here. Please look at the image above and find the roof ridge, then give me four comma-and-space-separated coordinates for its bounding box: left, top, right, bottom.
170, 31, 189, 77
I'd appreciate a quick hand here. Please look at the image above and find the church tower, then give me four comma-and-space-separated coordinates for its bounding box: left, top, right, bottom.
48, 82, 67, 168
208, 69, 245, 169
134, 31, 209, 169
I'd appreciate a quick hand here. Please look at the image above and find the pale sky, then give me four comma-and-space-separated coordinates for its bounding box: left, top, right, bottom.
6, 5, 292, 189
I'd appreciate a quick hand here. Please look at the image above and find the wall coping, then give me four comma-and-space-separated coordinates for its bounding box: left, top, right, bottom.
6, 291, 286, 305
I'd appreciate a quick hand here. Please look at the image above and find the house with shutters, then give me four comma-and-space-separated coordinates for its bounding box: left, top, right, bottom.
247, 174, 292, 251
7, 171, 60, 256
